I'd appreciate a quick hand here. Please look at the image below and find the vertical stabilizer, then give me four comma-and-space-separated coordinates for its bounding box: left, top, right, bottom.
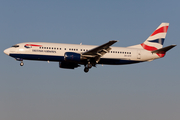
128, 23, 169, 50
141, 23, 169, 50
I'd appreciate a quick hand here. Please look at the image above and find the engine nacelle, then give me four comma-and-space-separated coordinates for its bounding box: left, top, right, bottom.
64, 52, 82, 62
59, 62, 79, 69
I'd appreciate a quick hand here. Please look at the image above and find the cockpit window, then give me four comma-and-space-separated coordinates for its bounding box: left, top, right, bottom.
12, 45, 19, 48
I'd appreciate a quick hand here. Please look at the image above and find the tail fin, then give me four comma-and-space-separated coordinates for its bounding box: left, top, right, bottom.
141, 23, 169, 51
128, 23, 169, 50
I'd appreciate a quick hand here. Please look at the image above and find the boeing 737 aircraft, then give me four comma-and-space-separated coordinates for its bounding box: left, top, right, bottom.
4, 23, 176, 73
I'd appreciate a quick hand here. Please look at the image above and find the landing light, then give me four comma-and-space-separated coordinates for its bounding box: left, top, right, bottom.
19, 49, 24, 51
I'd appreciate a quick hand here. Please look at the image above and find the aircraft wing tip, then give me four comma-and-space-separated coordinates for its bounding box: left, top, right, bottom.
110, 40, 119, 42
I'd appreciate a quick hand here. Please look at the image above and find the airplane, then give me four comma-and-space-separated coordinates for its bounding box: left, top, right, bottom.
4, 23, 176, 73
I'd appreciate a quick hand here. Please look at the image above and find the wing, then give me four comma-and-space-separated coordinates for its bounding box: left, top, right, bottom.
82, 40, 118, 63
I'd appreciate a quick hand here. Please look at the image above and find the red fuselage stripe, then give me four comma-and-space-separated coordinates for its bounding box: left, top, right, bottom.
25, 44, 42, 47
141, 43, 165, 57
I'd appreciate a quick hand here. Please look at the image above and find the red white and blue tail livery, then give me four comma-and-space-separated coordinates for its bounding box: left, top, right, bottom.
143, 22, 169, 49
4, 23, 176, 73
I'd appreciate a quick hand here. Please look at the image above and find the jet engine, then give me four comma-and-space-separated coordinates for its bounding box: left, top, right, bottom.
59, 61, 79, 69
64, 52, 82, 62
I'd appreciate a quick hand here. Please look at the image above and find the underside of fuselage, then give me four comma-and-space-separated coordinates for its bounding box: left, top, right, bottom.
9, 53, 142, 65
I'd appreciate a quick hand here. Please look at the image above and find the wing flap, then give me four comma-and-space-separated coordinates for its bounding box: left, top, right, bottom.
82, 40, 117, 56
81, 40, 117, 63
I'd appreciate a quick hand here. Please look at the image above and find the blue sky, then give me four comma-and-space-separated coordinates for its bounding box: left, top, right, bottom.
1, 0, 180, 120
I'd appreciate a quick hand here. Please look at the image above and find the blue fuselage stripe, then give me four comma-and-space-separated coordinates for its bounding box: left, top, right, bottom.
9, 54, 141, 65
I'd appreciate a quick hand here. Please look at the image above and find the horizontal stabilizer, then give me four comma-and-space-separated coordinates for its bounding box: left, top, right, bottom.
151, 45, 176, 54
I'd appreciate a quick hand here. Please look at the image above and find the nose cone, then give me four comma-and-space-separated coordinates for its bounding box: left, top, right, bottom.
4, 48, 10, 55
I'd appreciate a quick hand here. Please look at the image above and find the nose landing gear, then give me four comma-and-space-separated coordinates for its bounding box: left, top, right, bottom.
15, 58, 24, 66
20, 61, 24, 66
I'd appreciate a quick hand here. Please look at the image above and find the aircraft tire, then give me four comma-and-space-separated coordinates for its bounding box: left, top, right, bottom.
87, 64, 92, 68
20, 62, 24, 66
84, 67, 89, 73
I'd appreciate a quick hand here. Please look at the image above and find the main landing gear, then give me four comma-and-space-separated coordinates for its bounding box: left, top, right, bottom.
84, 62, 93, 73
84, 67, 89, 73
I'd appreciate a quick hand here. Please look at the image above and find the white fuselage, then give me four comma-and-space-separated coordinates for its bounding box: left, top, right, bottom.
4, 42, 160, 65
3, 23, 175, 73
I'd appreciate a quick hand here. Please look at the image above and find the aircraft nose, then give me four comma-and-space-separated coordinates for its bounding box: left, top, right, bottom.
4, 48, 10, 55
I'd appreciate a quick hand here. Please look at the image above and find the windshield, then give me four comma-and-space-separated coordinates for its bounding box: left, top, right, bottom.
12, 45, 19, 48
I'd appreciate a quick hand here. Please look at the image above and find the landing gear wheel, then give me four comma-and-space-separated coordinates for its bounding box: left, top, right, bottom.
87, 64, 92, 68
84, 67, 89, 73
20, 62, 24, 66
